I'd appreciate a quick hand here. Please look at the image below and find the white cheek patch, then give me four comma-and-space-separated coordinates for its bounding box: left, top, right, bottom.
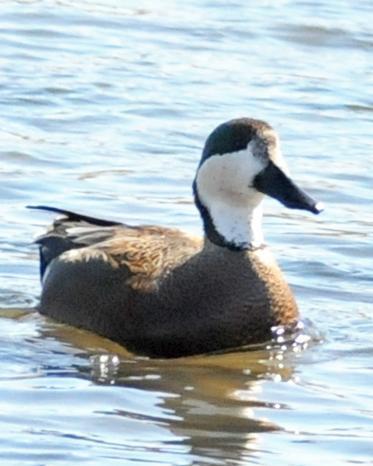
196, 144, 266, 248
196, 143, 265, 201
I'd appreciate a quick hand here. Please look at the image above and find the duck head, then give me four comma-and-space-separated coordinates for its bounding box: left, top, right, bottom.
193, 118, 323, 251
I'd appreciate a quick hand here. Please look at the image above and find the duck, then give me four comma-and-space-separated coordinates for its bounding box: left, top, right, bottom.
29, 118, 323, 358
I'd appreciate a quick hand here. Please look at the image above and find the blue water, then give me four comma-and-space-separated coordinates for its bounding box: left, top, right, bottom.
0, 0, 372, 464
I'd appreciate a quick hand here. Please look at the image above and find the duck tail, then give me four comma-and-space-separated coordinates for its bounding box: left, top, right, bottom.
27, 205, 122, 227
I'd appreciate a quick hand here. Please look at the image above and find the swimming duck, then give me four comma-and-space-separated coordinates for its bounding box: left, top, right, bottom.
29, 118, 323, 358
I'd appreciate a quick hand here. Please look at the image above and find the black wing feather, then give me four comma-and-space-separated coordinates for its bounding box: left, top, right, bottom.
27, 205, 122, 227
28, 205, 123, 280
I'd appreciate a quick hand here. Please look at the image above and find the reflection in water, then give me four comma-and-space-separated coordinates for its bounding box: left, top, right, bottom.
88, 353, 285, 464
0, 305, 358, 465
35, 316, 304, 464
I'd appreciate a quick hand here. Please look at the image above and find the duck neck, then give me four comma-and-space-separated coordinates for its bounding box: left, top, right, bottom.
194, 186, 264, 251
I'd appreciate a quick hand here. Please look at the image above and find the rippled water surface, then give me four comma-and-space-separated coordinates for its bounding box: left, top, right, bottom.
1, 0, 372, 464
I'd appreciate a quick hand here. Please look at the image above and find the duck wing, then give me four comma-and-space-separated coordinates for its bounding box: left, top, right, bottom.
27, 206, 201, 286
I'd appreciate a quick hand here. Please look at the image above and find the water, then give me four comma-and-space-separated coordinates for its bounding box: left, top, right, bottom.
0, 0, 372, 464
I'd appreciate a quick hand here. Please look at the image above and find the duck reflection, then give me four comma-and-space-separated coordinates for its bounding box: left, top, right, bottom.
34, 318, 311, 465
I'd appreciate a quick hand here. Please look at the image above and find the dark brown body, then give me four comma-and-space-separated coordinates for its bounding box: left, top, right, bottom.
39, 221, 298, 358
